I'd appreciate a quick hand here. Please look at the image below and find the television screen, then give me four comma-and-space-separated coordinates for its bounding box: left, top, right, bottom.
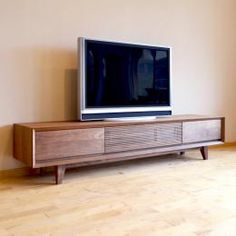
85, 40, 170, 108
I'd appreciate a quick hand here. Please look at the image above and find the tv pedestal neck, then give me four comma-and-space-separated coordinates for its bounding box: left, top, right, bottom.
13, 115, 225, 184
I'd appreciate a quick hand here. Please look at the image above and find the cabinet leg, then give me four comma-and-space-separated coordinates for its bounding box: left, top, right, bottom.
55, 165, 66, 184
200, 146, 208, 160
39, 167, 45, 176
180, 151, 185, 156
28, 168, 39, 176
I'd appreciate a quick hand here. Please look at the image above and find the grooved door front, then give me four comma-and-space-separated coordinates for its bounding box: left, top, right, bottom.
35, 128, 104, 161
105, 123, 182, 153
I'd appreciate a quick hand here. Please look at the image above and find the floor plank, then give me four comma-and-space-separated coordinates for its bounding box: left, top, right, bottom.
1, 147, 236, 235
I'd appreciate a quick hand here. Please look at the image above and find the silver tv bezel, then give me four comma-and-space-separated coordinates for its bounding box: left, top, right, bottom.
77, 37, 172, 120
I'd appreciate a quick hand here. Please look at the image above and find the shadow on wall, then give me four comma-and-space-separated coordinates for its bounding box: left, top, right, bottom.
64, 69, 78, 120
0, 47, 80, 169
0, 67, 78, 169
7, 47, 79, 122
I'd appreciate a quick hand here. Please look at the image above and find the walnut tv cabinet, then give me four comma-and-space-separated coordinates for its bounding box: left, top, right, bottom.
13, 115, 225, 184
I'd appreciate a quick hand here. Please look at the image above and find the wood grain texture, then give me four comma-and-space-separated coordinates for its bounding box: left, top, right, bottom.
55, 165, 66, 184
183, 119, 221, 143
105, 123, 182, 153
200, 146, 208, 160
17, 115, 224, 131
13, 116, 224, 183
35, 128, 104, 161
2, 146, 236, 235
35, 141, 223, 168
221, 117, 226, 142
13, 124, 33, 167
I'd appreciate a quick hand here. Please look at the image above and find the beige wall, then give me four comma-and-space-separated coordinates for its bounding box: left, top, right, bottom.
0, 0, 236, 170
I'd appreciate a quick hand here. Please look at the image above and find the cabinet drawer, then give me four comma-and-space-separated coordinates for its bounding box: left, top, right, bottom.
183, 120, 221, 143
35, 128, 104, 161
105, 123, 182, 153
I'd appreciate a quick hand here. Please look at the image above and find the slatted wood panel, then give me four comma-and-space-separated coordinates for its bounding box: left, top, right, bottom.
183, 119, 221, 143
105, 123, 182, 153
35, 128, 104, 161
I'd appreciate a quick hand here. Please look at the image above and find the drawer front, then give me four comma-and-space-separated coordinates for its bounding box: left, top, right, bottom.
183, 120, 221, 143
35, 128, 104, 161
105, 123, 182, 153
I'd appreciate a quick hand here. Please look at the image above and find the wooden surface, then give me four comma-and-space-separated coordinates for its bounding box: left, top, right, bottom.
35, 141, 222, 168
35, 128, 104, 161
105, 122, 182, 153
200, 146, 208, 160
13, 124, 34, 166
183, 120, 221, 143
17, 114, 224, 131
1, 146, 236, 235
13, 115, 225, 183
55, 165, 66, 184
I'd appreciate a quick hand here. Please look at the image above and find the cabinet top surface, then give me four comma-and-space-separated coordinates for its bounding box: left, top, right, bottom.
14, 115, 224, 131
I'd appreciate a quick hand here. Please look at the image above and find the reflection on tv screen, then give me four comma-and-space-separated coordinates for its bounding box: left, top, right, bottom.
85, 40, 170, 108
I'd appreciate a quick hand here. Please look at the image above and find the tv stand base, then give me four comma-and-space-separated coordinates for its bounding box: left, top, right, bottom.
13, 115, 224, 184
53, 145, 209, 184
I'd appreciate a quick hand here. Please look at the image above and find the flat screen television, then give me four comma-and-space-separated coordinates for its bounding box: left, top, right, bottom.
78, 37, 172, 120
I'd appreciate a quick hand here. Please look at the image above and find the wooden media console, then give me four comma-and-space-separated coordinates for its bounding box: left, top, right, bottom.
13, 115, 225, 184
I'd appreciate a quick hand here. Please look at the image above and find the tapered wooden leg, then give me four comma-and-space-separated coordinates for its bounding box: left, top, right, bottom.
28, 168, 39, 176
180, 151, 185, 156
200, 146, 208, 160
55, 165, 66, 184
39, 168, 45, 176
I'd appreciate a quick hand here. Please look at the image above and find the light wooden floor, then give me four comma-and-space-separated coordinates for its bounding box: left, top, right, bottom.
1, 147, 236, 236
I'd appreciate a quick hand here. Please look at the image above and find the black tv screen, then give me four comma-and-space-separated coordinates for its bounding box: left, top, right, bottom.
85, 40, 170, 108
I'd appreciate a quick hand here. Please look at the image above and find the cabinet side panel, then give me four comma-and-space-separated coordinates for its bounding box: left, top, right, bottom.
221, 117, 225, 142
13, 124, 33, 167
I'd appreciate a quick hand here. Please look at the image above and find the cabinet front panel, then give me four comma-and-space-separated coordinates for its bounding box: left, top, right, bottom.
105, 123, 182, 153
35, 128, 104, 161
183, 120, 221, 143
